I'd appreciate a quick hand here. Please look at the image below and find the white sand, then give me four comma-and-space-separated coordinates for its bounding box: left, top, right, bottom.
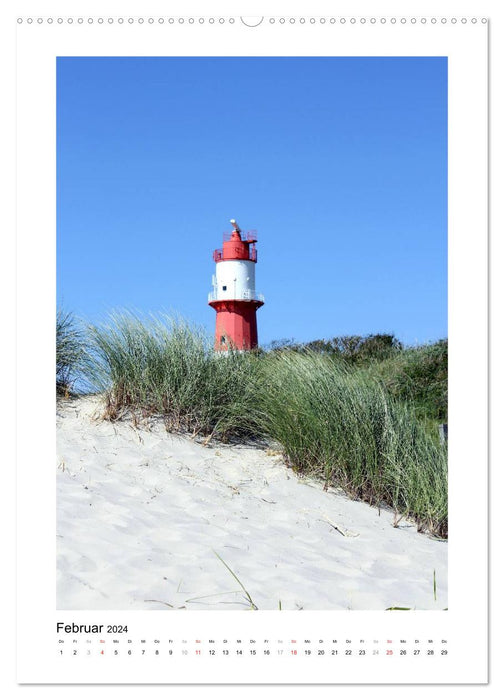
57, 396, 447, 611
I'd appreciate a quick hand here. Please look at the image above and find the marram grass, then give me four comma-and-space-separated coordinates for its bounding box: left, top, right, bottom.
56, 309, 91, 396
87, 312, 262, 439
255, 350, 447, 538
82, 312, 447, 538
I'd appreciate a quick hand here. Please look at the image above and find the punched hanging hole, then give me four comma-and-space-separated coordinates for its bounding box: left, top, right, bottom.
240, 16, 264, 27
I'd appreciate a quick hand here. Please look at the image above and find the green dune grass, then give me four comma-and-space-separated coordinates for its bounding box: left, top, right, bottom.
64, 311, 447, 538
56, 309, 91, 396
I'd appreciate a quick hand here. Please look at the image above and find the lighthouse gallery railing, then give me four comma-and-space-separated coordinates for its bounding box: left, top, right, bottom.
208, 290, 265, 303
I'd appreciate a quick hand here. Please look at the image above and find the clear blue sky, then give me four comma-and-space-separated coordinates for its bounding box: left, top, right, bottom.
57, 56, 447, 346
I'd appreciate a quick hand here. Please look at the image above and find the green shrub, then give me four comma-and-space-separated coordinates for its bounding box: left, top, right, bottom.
369, 340, 448, 423
267, 333, 403, 364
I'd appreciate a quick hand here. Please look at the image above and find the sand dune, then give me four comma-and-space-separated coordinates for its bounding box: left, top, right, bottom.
56, 396, 447, 610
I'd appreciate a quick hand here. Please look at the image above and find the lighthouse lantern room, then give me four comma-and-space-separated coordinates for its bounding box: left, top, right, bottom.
208, 219, 264, 351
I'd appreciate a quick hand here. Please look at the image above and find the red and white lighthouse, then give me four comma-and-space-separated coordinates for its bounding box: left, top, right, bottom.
208, 219, 264, 351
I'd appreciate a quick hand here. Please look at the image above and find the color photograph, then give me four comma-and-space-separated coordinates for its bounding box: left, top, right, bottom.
56, 56, 448, 610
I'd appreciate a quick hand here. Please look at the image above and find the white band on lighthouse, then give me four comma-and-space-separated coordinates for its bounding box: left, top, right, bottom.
209, 259, 262, 303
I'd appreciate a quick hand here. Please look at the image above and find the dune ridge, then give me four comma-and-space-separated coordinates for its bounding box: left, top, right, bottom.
57, 396, 447, 610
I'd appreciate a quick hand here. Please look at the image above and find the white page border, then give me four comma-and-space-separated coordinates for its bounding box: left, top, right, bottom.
16, 13, 487, 684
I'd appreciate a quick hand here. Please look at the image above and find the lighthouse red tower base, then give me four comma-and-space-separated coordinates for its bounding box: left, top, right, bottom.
208, 221, 264, 351
209, 299, 263, 351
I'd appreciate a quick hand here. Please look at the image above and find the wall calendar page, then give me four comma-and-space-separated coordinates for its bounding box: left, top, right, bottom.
13, 0, 489, 689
